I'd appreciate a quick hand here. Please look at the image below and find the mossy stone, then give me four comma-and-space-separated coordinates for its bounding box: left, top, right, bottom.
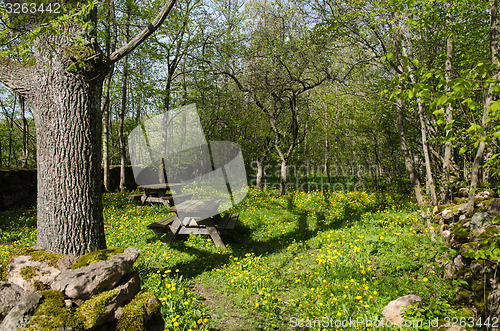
453, 197, 468, 205
20, 265, 39, 280
18, 290, 81, 331
116, 291, 160, 331
76, 289, 117, 329
9, 247, 65, 268
70, 247, 125, 270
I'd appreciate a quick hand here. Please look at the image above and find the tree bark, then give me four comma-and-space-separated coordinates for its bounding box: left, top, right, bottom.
468, 0, 499, 213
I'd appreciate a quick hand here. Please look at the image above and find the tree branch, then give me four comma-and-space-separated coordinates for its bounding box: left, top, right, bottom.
0, 57, 31, 97
109, 0, 177, 63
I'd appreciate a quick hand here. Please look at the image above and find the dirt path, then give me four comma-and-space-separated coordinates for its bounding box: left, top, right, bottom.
193, 282, 261, 331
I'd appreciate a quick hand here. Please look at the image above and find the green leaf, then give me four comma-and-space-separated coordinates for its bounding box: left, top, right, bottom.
462, 98, 477, 110
68, 63, 77, 72
437, 94, 448, 106
488, 100, 500, 113
459, 146, 467, 155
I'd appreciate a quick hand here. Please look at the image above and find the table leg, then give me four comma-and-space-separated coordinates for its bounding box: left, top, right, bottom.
163, 217, 182, 244
205, 218, 226, 249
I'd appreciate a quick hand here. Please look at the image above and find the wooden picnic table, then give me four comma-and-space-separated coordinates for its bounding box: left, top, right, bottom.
167, 199, 226, 248
146, 199, 239, 249
132, 183, 191, 206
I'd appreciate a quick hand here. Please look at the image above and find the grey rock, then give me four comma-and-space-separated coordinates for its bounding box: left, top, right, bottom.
0, 282, 26, 319
442, 230, 451, 240
444, 262, 454, 279
52, 248, 139, 300
0, 292, 42, 331
382, 294, 422, 325
453, 255, 467, 270
487, 291, 500, 328
488, 198, 500, 217
476, 191, 491, 199
442, 209, 454, 220
458, 187, 469, 197
56, 254, 78, 271
470, 212, 492, 231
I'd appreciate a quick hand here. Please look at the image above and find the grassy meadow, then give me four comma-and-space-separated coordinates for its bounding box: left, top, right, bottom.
0, 189, 472, 330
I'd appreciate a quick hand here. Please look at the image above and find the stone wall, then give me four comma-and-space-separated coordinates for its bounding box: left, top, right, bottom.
423, 189, 500, 325
0, 167, 139, 211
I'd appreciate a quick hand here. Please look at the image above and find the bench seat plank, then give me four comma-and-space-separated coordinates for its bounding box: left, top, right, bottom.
147, 215, 177, 234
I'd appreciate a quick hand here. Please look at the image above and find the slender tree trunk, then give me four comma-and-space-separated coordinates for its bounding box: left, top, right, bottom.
323, 108, 330, 183
20, 95, 29, 167
417, 102, 438, 205
102, 73, 113, 191
279, 157, 288, 196
395, 93, 424, 205
468, 0, 499, 213
256, 159, 264, 191
118, 2, 130, 191
441, 0, 454, 203
401, 21, 437, 205
119, 55, 128, 191
102, 0, 116, 192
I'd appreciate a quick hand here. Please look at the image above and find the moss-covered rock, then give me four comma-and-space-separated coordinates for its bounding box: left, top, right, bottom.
76, 289, 117, 329
20, 266, 39, 280
453, 197, 468, 205
9, 247, 65, 268
18, 290, 81, 331
116, 291, 161, 331
70, 248, 125, 270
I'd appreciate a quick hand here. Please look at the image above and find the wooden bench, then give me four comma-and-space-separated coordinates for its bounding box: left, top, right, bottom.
146, 215, 177, 234
215, 213, 239, 234
126, 194, 143, 201
159, 193, 194, 205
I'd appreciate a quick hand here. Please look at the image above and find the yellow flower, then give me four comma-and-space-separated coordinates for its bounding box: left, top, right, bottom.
423, 277, 428, 282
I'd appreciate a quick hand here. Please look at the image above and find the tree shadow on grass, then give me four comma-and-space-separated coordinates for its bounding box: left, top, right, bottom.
154, 194, 370, 280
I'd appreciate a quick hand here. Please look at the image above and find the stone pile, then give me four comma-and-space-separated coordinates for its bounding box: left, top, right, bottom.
0, 247, 162, 330
423, 189, 500, 326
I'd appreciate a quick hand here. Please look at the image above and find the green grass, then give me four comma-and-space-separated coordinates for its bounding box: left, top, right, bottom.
0, 189, 473, 330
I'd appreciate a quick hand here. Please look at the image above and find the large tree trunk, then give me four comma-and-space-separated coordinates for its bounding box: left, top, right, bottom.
468, 0, 499, 213
32, 63, 107, 255
0, 0, 176, 255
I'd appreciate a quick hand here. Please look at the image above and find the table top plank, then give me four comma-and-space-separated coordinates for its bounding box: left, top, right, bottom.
137, 183, 184, 190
